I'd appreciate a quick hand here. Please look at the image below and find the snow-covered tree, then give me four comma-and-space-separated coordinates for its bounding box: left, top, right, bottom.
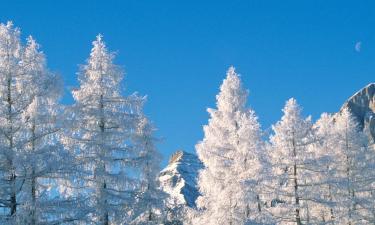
309, 112, 338, 224
0, 22, 24, 222
16, 36, 79, 225
62, 35, 144, 224
303, 106, 375, 225
0, 21, 71, 225
193, 67, 266, 225
327, 107, 374, 224
268, 98, 316, 225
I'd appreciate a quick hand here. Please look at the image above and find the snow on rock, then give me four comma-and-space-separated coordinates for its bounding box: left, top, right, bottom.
341, 83, 375, 142
159, 150, 203, 208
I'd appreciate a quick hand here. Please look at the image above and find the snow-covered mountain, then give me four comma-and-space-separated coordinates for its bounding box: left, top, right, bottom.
341, 83, 375, 142
159, 150, 203, 208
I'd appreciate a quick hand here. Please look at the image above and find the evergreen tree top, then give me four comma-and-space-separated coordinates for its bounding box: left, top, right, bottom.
216, 66, 249, 114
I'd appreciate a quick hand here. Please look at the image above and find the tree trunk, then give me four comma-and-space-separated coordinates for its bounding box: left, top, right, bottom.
10, 172, 16, 216
7, 77, 17, 217
31, 170, 36, 225
328, 183, 335, 224
99, 93, 109, 225
292, 133, 302, 225
294, 162, 302, 225
30, 121, 37, 225
256, 194, 262, 212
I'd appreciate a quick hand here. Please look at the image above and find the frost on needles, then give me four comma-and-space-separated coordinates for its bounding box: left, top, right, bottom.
0, 22, 166, 225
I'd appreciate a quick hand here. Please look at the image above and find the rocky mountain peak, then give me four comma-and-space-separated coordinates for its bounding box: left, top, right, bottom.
169, 151, 186, 164
341, 83, 375, 142
159, 150, 203, 208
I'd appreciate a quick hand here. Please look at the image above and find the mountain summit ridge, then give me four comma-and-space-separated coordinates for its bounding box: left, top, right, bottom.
159, 150, 203, 208
341, 83, 375, 142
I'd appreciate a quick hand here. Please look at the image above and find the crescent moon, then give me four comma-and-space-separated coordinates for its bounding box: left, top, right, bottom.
355, 42, 362, 52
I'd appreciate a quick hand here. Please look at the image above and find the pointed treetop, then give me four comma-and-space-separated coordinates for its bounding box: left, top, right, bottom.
87, 34, 113, 72
336, 106, 360, 131
6, 21, 14, 28
227, 65, 236, 76
216, 66, 249, 113
90, 34, 107, 57
337, 107, 352, 125
0, 21, 21, 59
26, 35, 38, 49
0, 21, 19, 35
282, 98, 301, 116
23, 35, 45, 71
96, 33, 103, 42
25, 35, 41, 58
273, 98, 311, 134
92, 33, 106, 51
73, 33, 123, 102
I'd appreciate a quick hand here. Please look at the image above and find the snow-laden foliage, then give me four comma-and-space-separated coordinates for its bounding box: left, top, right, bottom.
17, 37, 77, 225
130, 117, 167, 224
266, 102, 375, 225
308, 112, 338, 223
0, 21, 166, 225
0, 22, 24, 222
306, 108, 375, 224
62, 35, 145, 224
323, 108, 375, 224
62, 35, 166, 225
192, 67, 268, 225
0, 22, 75, 225
267, 98, 316, 225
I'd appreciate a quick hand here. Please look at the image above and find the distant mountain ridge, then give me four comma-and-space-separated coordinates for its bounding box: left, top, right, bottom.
341, 83, 375, 142
159, 150, 203, 208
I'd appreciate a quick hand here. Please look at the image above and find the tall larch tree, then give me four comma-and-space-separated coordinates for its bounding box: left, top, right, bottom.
62, 35, 144, 225
17, 36, 77, 225
0, 21, 36, 223
310, 112, 338, 224
268, 98, 316, 225
329, 107, 374, 224
193, 67, 265, 225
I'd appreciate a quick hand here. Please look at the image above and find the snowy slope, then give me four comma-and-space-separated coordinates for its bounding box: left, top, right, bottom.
159, 150, 203, 208
341, 83, 375, 142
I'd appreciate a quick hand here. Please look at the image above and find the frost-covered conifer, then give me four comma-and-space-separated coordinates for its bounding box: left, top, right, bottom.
268, 98, 316, 225
17, 36, 78, 225
0, 21, 73, 225
0, 22, 24, 222
193, 67, 265, 225
328, 108, 374, 224
309, 113, 338, 224
62, 35, 145, 225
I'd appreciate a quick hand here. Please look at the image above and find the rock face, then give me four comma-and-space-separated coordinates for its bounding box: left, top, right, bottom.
341, 83, 375, 142
159, 150, 203, 208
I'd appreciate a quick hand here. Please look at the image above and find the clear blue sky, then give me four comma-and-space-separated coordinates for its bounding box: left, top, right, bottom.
2, 0, 374, 165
